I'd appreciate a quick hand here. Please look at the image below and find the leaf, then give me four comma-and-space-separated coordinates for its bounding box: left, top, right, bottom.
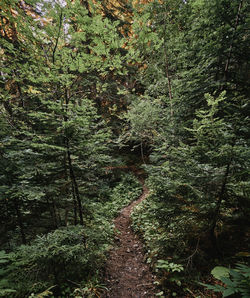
211, 266, 230, 280
223, 288, 236, 297
156, 291, 164, 296
220, 277, 235, 287
200, 282, 225, 292
35, 285, 56, 298
0, 289, 17, 296
0, 251, 8, 259
235, 252, 250, 257
0, 251, 9, 264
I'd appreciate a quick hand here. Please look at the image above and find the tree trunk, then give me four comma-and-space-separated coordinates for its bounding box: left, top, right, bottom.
64, 208, 69, 226
223, 0, 244, 82
66, 143, 84, 225
64, 88, 84, 225
164, 47, 173, 117
15, 200, 26, 244
164, 6, 173, 118
72, 182, 78, 225
52, 198, 59, 228
46, 196, 58, 228
210, 160, 232, 256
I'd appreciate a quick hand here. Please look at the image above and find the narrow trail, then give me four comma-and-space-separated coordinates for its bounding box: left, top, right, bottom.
104, 174, 157, 297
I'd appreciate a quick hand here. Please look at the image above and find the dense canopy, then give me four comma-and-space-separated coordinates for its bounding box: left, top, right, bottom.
0, 0, 249, 297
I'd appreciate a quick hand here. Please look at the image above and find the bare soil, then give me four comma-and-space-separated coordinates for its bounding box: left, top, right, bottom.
103, 179, 157, 298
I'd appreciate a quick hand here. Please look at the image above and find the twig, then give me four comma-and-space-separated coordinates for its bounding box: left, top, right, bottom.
66, 279, 81, 287
183, 238, 200, 270
136, 283, 153, 287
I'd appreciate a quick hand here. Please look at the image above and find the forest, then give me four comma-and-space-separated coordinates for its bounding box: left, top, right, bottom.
0, 0, 249, 297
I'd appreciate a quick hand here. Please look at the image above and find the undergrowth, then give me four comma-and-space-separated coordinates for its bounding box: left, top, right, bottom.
1, 172, 142, 297
131, 176, 250, 297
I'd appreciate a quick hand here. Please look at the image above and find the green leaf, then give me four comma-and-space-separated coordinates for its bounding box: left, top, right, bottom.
211, 266, 230, 280
223, 288, 236, 297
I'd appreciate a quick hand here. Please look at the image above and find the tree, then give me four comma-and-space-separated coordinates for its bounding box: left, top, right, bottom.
0, 0, 124, 244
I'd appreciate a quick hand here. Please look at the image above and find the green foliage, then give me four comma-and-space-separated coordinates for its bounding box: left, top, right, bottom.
211, 266, 230, 280
29, 286, 55, 298
0, 0, 249, 296
0, 0, 125, 247
7, 226, 90, 295
0, 251, 16, 297
156, 260, 184, 289
156, 260, 184, 273
2, 172, 142, 296
91, 173, 142, 222
73, 277, 107, 298
132, 90, 250, 295
0, 250, 9, 264
119, 98, 163, 147
203, 263, 250, 297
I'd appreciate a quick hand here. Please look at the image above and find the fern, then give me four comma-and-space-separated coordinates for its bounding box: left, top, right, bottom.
202, 263, 250, 297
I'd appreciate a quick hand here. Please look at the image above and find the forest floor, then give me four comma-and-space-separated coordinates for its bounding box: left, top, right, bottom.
103, 171, 157, 297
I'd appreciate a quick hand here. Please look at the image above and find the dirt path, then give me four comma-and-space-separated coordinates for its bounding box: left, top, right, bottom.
103, 178, 157, 298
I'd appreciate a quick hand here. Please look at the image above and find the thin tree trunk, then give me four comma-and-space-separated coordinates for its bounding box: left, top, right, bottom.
15, 200, 26, 244
64, 88, 84, 225
140, 141, 147, 165
51, 198, 58, 228
164, 46, 173, 117
57, 206, 62, 226
46, 196, 58, 228
223, 0, 244, 81
164, 6, 173, 117
210, 159, 232, 256
64, 208, 69, 226
66, 143, 84, 225
72, 182, 78, 225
